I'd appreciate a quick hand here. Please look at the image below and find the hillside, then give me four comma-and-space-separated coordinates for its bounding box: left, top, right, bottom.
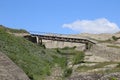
1, 25, 120, 80
0, 26, 68, 80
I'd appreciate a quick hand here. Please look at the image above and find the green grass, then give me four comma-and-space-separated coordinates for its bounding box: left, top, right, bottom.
0, 25, 28, 33
56, 47, 81, 55
88, 37, 113, 43
107, 45, 120, 48
72, 51, 85, 65
76, 62, 120, 74
0, 28, 67, 80
63, 68, 72, 77
77, 62, 118, 72
109, 77, 118, 80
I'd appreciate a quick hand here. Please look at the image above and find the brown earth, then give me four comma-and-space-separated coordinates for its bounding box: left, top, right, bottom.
0, 52, 30, 80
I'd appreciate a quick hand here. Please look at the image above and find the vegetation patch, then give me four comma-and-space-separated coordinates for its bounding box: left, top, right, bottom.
56, 47, 82, 56
72, 51, 85, 65
0, 25, 28, 33
88, 37, 112, 43
109, 77, 118, 80
112, 36, 120, 41
107, 45, 120, 48
63, 68, 72, 77
77, 62, 118, 72
0, 28, 67, 80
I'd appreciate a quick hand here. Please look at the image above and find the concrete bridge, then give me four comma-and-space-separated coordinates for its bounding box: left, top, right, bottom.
24, 34, 96, 50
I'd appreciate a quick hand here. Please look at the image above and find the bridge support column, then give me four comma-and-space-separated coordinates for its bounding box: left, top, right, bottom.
85, 43, 89, 50
36, 36, 39, 44
36, 36, 42, 45
39, 38, 42, 45
85, 43, 93, 50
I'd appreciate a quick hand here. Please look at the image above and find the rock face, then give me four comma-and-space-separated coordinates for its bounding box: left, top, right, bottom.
68, 72, 120, 80
0, 52, 30, 80
43, 40, 85, 49
85, 43, 120, 62
40, 34, 88, 49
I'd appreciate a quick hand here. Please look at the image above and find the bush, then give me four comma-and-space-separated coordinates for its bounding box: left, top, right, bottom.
73, 51, 85, 65
40, 44, 46, 49
112, 36, 118, 41
62, 46, 76, 50
117, 63, 120, 67
109, 77, 117, 80
63, 68, 72, 77
62, 47, 71, 50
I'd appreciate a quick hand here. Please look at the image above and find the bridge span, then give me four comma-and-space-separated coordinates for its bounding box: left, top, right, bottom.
26, 34, 96, 50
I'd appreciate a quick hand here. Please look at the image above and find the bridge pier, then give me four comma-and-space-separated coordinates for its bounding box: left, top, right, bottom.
36, 36, 39, 44
85, 43, 89, 50
36, 36, 42, 45
85, 42, 93, 50
39, 38, 42, 45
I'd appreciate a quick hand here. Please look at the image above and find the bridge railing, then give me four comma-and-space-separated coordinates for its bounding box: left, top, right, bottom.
29, 31, 89, 39
29, 31, 68, 36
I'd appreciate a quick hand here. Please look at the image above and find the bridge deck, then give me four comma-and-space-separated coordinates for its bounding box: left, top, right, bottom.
31, 34, 95, 44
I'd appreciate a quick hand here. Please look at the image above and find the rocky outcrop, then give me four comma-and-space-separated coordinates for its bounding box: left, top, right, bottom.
0, 52, 30, 80
43, 40, 85, 49
85, 43, 120, 62
68, 72, 120, 80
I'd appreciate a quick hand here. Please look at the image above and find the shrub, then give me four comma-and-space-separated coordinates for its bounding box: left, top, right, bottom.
117, 63, 120, 67
62, 47, 71, 50
62, 46, 76, 50
72, 51, 85, 65
53, 55, 67, 69
40, 44, 46, 49
112, 36, 118, 41
109, 77, 117, 80
63, 68, 72, 77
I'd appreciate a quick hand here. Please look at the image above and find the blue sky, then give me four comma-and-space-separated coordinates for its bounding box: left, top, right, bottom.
0, 0, 120, 34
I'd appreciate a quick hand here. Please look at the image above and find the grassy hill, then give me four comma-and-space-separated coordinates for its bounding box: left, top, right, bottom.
2, 25, 120, 79
0, 25, 28, 33
0, 25, 87, 80
0, 26, 67, 80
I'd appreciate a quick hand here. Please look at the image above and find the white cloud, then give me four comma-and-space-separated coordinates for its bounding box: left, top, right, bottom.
62, 18, 120, 33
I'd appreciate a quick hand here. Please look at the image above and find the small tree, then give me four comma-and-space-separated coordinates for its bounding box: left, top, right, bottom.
112, 36, 118, 41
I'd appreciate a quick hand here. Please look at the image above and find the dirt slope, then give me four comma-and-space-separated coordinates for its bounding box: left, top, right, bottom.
0, 52, 30, 80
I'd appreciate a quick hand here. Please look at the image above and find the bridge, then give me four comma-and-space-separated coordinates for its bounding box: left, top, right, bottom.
25, 33, 96, 50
